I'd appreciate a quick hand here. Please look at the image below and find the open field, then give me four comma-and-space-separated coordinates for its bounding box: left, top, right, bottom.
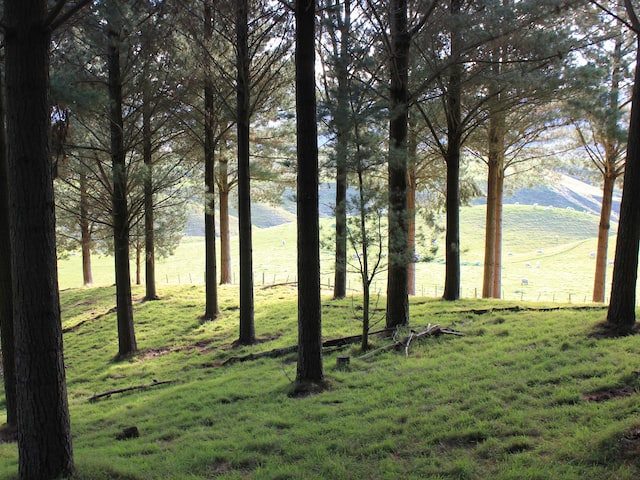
2, 284, 640, 479
57, 204, 637, 304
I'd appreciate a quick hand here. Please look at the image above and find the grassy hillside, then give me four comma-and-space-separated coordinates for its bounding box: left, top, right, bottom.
58, 203, 631, 304
2, 285, 640, 479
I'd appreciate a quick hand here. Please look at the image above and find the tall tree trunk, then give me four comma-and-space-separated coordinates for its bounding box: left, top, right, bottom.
218, 157, 232, 284
483, 163, 497, 298
333, 0, 351, 300
594, 36, 623, 303
607, 34, 640, 332
203, 0, 219, 320
79, 168, 93, 285
493, 170, 504, 298
483, 105, 505, 298
5, 1, 74, 476
443, 0, 462, 301
135, 236, 142, 285
108, 7, 137, 357
0, 62, 17, 429
386, 0, 410, 327
593, 172, 615, 302
237, 0, 255, 344
295, 0, 323, 385
143, 78, 158, 300
407, 112, 417, 296
334, 151, 348, 299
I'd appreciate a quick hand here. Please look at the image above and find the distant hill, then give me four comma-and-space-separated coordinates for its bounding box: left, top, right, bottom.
184, 174, 618, 236
183, 203, 296, 237
474, 173, 621, 220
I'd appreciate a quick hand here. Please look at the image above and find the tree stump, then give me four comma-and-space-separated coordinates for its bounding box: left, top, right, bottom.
116, 426, 139, 440
336, 355, 350, 371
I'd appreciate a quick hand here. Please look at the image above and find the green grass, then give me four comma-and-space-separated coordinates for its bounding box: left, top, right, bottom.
57, 204, 634, 304
2, 285, 640, 479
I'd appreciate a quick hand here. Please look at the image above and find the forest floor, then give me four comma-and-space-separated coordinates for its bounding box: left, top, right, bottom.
2, 284, 640, 479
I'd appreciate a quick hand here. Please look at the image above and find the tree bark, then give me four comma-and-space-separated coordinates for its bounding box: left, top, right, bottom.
443, 0, 463, 301
108, 6, 137, 357
386, 0, 410, 327
593, 172, 615, 302
594, 36, 624, 303
5, 0, 74, 476
0, 62, 17, 428
143, 76, 158, 300
203, 0, 219, 320
218, 157, 232, 284
483, 104, 505, 298
79, 168, 93, 285
407, 112, 417, 296
492, 170, 504, 298
332, 0, 351, 300
606, 34, 640, 332
295, 0, 324, 384
237, 0, 255, 344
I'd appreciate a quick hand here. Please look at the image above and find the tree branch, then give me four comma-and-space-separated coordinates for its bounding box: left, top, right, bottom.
48, 0, 94, 31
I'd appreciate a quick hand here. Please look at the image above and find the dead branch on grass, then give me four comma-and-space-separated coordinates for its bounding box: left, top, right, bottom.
88, 379, 176, 402
358, 324, 463, 361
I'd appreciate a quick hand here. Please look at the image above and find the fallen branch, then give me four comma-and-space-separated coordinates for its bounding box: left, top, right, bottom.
420, 304, 608, 316
88, 379, 175, 402
358, 324, 462, 361
260, 281, 298, 290
221, 328, 393, 366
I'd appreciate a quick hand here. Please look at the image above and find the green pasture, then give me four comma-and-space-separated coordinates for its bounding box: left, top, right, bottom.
58, 204, 633, 304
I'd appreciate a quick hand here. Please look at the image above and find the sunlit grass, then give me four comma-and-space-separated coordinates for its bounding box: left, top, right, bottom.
57, 204, 629, 305
2, 284, 640, 479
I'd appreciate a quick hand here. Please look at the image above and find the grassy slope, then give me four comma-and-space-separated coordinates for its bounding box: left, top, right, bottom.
2, 285, 640, 479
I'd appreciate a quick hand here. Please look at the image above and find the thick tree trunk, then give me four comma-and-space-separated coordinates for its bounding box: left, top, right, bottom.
386, 0, 410, 327
5, 1, 74, 476
218, 158, 232, 284
593, 172, 615, 303
79, 169, 93, 285
443, 0, 462, 301
203, 0, 219, 320
295, 0, 323, 384
108, 10, 137, 357
0, 62, 17, 428
237, 0, 255, 344
143, 80, 158, 300
607, 36, 640, 332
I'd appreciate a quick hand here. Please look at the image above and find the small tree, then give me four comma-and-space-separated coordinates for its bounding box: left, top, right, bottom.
346, 127, 388, 350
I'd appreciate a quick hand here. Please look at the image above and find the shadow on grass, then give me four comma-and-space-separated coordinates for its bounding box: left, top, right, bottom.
288, 379, 331, 398
589, 321, 640, 339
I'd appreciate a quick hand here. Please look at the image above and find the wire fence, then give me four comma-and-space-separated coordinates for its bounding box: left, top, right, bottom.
157, 270, 638, 306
